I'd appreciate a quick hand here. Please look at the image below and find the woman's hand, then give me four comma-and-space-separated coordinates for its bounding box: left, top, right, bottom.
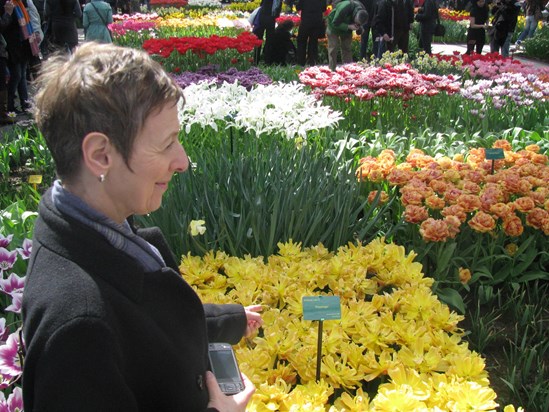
206, 371, 255, 412
243, 305, 263, 338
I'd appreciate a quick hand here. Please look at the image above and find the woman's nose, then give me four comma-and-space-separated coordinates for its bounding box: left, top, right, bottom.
173, 142, 189, 173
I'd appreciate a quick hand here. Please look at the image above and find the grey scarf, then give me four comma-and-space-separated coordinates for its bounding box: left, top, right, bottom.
52, 180, 165, 272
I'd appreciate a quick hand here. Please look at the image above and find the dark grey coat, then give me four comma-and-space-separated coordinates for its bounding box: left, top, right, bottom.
22, 188, 247, 411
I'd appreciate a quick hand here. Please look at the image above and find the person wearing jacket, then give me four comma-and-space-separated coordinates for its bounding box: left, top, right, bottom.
489, 0, 521, 56
414, 0, 438, 54
515, 0, 545, 45
296, 0, 327, 66
83, 0, 113, 43
0, 0, 13, 124
465, 0, 489, 54
372, 0, 414, 56
22, 42, 263, 412
252, 0, 282, 64
44, 0, 82, 52
326, 0, 368, 70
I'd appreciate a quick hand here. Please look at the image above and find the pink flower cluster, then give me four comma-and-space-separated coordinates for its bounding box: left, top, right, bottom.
110, 20, 157, 36
299, 63, 461, 100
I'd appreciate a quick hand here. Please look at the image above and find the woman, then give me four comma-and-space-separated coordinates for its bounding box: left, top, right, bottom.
415, 0, 438, 55
22, 42, 262, 411
515, 0, 545, 46
252, 0, 282, 64
1, 0, 35, 113
466, 0, 489, 54
0, 0, 14, 123
296, 0, 327, 66
44, 0, 81, 52
83, 0, 112, 43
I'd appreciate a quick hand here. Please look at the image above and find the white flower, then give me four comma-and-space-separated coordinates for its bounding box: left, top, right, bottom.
180, 81, 342, 139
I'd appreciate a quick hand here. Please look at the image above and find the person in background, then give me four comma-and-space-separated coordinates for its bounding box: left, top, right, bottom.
465, 0, 489, 54
265, 19, 297, 64
22, 42, 263, 412
489, 0, 520, 56
0, 0, 13, 124
83, 0, 113, 43
326, 0, 368, 70
1, 0, 35, 113
371, 0, 394, 58
358, 0, 375, 59
26, 0, 43, 81
296, 0, 326, 66
44, 0, 82, 53
515, 0, 545, 45
253, 0, 282, 64
415, 0, 438, 54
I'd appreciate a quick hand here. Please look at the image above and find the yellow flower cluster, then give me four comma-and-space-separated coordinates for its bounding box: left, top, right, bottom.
180, 238, 511, 410
357, 142, 549, 242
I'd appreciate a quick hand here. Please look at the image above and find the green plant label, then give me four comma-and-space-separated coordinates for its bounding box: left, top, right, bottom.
485, 148, 504, 160
302, 296, 341, 320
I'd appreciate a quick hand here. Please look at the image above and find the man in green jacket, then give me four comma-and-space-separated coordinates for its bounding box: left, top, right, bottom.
326, 0, 368, 70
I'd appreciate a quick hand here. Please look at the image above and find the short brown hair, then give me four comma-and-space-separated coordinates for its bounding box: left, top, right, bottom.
34, 42, 185, 181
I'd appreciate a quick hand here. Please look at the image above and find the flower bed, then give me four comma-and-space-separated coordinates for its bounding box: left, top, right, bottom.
181, 238, 510, 410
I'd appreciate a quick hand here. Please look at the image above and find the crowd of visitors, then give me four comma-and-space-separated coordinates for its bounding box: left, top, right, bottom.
252, 0, 548, 69
0, 0, 547, 122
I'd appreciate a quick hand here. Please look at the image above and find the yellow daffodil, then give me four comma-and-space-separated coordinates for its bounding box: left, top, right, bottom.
188, 219, 206, 236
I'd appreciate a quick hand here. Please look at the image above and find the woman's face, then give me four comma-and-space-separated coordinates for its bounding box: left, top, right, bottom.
106, 102, 188, 222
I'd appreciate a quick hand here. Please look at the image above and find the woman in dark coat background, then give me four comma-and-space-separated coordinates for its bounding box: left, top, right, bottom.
45, 0, 82, 52
252, 0, 282, 64
1, 0, 33, 113
296, 0, 327, 66
415, 0, 438, 54
466, 0, 489, 54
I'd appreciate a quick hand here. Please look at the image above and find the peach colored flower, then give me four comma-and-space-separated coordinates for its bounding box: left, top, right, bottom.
441, 204, 467, 223
461, 181, 481, 194
528, 188, 548, 207
425, 195, 446, 210
493, 139, 512, 151
467, 148, 485, 167
525, 144, 540, 153
445, 215, 462, 238
444, 187, 463, 204
503, 215, 524, 237
387, 169, 412, 186
429, 179, 449, 195
443, 169, 461, 183
400, 186, 424, 206
525, 208, 549, 230
367, 190, 389, 205
468, 211, 496, 233
419, 218, 450, 242
436, 156, 454, 170
460, 169, 486, 184
490, 202, 516, 219
458, 267, 472, 284
457, 194, 482, 213
404, 205, 429, 224
531, 153, 548, 164
453, 153, 464, 162
406, 149, 435, 169
514, 196, 536, 213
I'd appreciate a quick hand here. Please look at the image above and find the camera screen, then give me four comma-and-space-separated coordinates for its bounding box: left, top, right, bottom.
210, 350, 239, 380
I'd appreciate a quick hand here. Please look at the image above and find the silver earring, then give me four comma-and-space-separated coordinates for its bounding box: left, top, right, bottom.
99, 174, 105, 183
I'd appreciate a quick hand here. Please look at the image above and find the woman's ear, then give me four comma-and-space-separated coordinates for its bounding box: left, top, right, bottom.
81, 132, 113, 179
